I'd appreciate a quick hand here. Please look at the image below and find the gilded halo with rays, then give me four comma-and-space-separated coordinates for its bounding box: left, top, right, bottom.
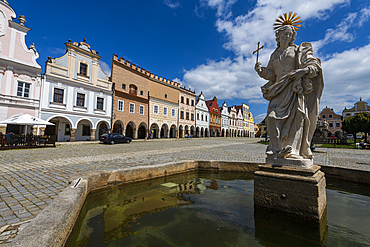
273, 12, 302, 31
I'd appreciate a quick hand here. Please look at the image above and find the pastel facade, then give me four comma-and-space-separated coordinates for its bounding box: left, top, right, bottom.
342, 99, 370, 118
319, 106, 342, 135
0, 1, 42, 134
41, 39, 112, 141
206, 97, 221, 137
195, 92, 209, 137
111, 54, 149, 139
148, 74, 180, 139
228, 106, 237, 137
220, 101, 229, 137
236, 108, 244, 137
179, 87, 196, 137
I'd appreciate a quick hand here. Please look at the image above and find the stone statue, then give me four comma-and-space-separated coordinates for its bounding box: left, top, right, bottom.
254, 13, 324, 167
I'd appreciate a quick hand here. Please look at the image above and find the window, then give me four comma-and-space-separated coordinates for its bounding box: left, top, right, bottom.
329, 114, 333, 118
191, 113, 194, 121
164, 94, 167, 99
129, 103, 135, 113
140, 90, 143, 96
186, 98, 189, 105
154, 105, 159, 114
163, 107, 168, 115
65, 124, 70, 135
201, 114, 204, 121
140, 105, 144, 115
181, 96, 184, 103
82, 125, 90, 136
329, 122, 333, 128
17, 82, 30, 98
191, 100, 194, 106
53, 88, 64, 103
180, 111, 184, 119
172, 109, 176, 117
97, 97, 104, 110
122, 84, 126, 90
197, 113, 199, 120
336, 122, 340, 127
80, 63, 88, 76
118, 100, 124, 112
205, 115, 207, 122
76, 93, 85, 107
322, 115, 326, 119
186, 112, 189, 120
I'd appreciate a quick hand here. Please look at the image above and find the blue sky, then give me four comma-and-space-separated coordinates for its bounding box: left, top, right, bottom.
10, 0, 370, 123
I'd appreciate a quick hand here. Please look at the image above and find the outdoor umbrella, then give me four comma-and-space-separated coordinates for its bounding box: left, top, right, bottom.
0, 113, 54, 134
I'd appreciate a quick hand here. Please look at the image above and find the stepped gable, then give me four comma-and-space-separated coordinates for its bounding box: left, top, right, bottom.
113, 54, 190, 91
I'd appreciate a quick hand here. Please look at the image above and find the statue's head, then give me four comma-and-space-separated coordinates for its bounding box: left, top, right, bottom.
275, 25, 296, 48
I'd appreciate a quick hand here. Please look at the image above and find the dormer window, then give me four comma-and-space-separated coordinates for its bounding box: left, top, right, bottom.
80, 63, 88, 76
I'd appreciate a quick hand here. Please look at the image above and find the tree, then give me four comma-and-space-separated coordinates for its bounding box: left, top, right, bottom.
342, 112, 370, 143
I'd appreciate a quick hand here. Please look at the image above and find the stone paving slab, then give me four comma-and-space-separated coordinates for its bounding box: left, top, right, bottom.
0, 137, 369, 245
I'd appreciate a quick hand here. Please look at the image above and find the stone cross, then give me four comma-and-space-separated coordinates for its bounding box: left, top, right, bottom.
253, 42, 264, 63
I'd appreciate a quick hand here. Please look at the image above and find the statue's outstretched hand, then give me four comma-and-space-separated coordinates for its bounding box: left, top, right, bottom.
255, 62, 262, 73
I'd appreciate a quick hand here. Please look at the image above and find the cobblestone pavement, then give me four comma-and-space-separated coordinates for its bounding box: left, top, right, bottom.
0, 137, 369, 244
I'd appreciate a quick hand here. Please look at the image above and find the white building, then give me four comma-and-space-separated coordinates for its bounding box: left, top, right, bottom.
220, 101, 229, 137
0, 1, 42, 135
195, 92, 209, 137
237, 108, 244, 137
40, 39, 112, 141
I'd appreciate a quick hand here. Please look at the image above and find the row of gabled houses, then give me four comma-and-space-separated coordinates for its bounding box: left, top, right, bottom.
0, 1, 255, 141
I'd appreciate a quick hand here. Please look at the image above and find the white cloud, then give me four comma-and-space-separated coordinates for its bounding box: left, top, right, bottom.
164, 0, 181, 9
99, 60, 111, 77
254, 113, 266, 124
320, 43, 370, 113
359, 7, 370, 26
313, 12, 358, 52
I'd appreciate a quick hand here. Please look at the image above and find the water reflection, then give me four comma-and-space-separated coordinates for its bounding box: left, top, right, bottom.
66, 173, 370, 247
254, 206, 328, 247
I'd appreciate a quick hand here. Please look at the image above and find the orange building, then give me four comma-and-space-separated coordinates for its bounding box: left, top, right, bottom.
111, 54, 149, 139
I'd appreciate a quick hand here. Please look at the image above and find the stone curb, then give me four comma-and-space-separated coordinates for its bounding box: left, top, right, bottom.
10, 160, 370, 247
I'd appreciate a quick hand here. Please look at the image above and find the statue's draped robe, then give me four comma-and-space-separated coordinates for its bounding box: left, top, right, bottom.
261, 42, 324, 159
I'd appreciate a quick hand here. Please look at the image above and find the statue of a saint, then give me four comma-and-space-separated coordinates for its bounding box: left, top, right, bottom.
254, 13, 324, 165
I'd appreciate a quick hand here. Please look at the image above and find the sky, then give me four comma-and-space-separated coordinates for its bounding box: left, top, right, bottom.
9, 0, 370, 124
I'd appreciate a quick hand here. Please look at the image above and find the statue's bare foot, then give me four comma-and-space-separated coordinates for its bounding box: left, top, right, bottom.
266, 150, 274, 156
277, 146, 292, 158
287, 154, 303, 159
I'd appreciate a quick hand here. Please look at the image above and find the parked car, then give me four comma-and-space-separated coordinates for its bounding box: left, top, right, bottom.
347, 134, 353, 139
356, 134, 363, 139
100, 133, 132, 144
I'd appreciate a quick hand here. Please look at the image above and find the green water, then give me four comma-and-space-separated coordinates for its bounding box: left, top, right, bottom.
66, 172, 370, 247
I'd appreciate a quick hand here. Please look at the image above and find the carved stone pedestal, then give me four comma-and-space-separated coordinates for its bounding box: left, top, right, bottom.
254, 163, 327, 220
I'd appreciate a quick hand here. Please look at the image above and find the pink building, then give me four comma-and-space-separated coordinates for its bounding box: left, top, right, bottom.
0, 1, 41, 134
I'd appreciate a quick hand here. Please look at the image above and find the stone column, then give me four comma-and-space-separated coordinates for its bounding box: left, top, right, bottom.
70, 129, 76, 142
90, 129, 96, 141
133, 128, 137, 139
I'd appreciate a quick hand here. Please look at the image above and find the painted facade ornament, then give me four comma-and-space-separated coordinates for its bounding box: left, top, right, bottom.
254, 13, 324, 167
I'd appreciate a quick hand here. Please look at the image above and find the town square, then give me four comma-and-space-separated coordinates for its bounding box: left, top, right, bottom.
1, 0, 370, 246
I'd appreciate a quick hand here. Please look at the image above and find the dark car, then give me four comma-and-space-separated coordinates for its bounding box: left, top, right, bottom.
100, 133, 132, 144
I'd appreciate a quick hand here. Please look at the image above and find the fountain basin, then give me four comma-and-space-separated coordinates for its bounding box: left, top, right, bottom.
10, 160, 370, 246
